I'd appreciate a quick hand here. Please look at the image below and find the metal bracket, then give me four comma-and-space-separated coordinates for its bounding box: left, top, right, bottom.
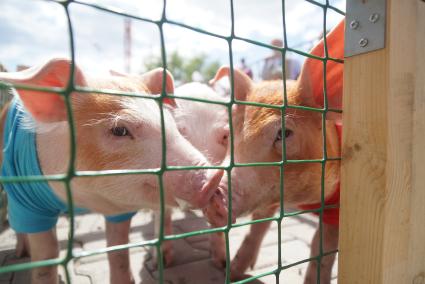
345, 0, 387, 57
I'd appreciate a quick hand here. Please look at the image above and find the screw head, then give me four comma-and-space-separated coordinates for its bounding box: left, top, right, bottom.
359, 38, 369, 47
369, 13, 380, 23
350, 20, 359, 29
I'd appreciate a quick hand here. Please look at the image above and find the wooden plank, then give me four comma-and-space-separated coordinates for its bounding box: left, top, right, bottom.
339, 47, 387, 284
408, 1, 425, 281
339, 0, 425, 283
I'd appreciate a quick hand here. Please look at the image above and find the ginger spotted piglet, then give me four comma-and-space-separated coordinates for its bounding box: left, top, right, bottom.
204, 20, 344, 283
0, 59, 225, 284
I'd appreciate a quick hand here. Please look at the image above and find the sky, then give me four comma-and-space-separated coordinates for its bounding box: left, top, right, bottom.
0, 0, 345, 81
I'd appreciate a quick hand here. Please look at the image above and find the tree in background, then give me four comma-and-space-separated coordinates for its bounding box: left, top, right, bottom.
143, 51, 220, 85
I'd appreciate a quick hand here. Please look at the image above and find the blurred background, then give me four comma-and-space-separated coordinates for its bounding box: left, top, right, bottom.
0, 0, 345, 86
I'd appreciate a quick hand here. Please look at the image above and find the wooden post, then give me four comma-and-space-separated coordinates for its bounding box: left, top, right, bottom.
339, 0, 425, 283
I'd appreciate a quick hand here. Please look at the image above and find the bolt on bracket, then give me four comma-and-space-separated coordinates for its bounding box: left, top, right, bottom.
345, 0, 387, 57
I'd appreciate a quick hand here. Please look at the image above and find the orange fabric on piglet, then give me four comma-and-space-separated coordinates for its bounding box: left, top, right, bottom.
301, 20, 345, 109
297, 20, 345, 226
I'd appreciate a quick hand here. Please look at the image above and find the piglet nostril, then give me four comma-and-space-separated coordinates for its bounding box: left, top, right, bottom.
221, 134, 229, 146
218, 129, 230, 147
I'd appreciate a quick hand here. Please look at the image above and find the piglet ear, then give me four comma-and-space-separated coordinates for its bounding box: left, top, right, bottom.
297, 20, 344, 115
141, 68, 176, 107
209, 66, 252, 102
210, 66, 253, 132
0, 58, 86, 122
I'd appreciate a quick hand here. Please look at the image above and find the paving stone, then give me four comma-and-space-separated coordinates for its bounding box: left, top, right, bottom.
279, 264, 308, 284
0, 249, 31, 284
187, 221, 298, 266
74, 247, 149, 284
151, 258, 224, 284
174, 215, 210, 234
186, 238, 211, 254
145, 237, 210, 271
264, 222, 297, 245
76, 213, 155, 265
10, 269, 31, 284
245, 272, 276, 284
74, 214, 105, 243
0, 250, 17, 282
76, 248, 126, 283
281, 221, 317, 246
182, 231, 211, 247
281, 239, 311, 265
170, 209, 203, 221
248, 244, 280, 272
55, 261, 91, 284
0, 227, 16, 251
0, 208, 339, 283
56, 216, 74, 243
129, 211, 157, 243
332, 254, 338, 279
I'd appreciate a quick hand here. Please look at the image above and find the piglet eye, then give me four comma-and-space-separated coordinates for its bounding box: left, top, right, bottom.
111, 126, 130, 137
276, 129, 293, 141
285, 129, 293, 138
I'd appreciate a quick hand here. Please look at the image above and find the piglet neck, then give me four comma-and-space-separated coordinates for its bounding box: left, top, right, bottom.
36, 123, 70, 175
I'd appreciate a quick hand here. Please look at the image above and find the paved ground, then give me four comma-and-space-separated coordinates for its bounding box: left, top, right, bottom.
0, 209, 337, 284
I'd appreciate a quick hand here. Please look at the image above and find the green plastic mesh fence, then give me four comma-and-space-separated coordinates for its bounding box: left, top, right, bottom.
0, 0, 344, 283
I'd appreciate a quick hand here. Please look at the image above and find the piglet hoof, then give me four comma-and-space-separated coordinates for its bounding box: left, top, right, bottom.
211, 250, 226, 269
229, 266, 247, 282
110, 273, 135, 284
229, 256, 257, 281
152, 241, 174, 268
162, 243, 174, 267
15, 233, 30, 258
210, 232, 227, 269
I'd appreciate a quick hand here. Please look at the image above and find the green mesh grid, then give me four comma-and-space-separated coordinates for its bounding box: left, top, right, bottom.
0, 0, 344, 283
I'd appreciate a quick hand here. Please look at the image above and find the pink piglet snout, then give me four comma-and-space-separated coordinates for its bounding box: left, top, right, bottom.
202, 186, 236, 228
191, 169, 224, 209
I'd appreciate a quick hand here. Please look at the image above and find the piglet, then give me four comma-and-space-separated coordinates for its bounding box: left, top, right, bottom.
0, 58, 225, 284
151, 82, 229, 265
205, 20, 344, 283
173, 82, 229, 165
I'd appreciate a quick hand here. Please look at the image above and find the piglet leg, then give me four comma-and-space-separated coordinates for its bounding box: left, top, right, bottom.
28, 229, 59, 284
105, 219, 134, 284
210, 232, 227, 268
230, 206, 277, 281
153, 209, 174, 267
15, 233, 30, 257
303, 223, 339, 284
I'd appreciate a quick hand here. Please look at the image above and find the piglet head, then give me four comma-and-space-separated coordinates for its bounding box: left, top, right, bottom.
172, 83, 230, 166
0, 59, 225, 216
204, 20, 344, 223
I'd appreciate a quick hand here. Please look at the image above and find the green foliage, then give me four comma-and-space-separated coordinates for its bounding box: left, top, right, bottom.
142, 51, 221, 84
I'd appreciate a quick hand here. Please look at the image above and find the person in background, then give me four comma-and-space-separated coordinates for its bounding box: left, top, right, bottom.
286, 55, 301, 80
239, 58, 253, 79
261, 38, 301, 81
